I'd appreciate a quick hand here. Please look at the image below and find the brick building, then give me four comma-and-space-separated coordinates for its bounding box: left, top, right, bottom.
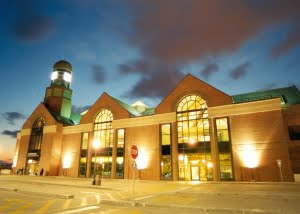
14, 60, 300, 181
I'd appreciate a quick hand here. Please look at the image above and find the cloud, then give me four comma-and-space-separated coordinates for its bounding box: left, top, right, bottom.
72, 105, 91, 114
259, 83, 278, 91
91, 64, 106, 84
270, 24, 300, 59
229, 62, 250, 80
118, 59, 153, 75
9, 0, 55, 43
119, 0, 300, 99
201, 63, 219, 79
2, 130, 19, 138
12, 15, 54, 42
127, 0, 300, 63
123, 60, 185, 98
1, 112, 26, 125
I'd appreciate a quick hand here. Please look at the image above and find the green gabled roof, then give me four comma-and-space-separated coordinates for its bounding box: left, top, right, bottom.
142, 107, 155, 116
232, 85, 300, 106
112, 97, 142, 117
111, 97, 155, 117
44, 105, 76, 126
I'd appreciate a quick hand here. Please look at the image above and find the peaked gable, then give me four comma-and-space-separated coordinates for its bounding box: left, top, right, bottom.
80, 92, 130, 124
156, 74, 232, 114
22, 103, 58, 129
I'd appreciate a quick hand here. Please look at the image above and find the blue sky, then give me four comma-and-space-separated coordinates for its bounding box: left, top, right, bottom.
1, 0, 300, 162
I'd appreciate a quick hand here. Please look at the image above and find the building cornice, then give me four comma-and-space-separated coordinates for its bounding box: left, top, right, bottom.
208, 98, 281, 118
112, 112, 176, 128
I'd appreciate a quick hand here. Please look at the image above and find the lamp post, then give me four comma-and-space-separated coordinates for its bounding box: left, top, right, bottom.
92, 139, 100, 185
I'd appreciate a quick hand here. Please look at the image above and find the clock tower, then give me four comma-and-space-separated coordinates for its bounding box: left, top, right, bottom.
44, 60, 73, 119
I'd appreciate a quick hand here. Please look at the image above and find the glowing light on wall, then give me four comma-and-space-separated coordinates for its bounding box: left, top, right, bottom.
241, 145, 259, 168
63, 153, 72, 169
136, 149, 149, 170
12, 154, 18, 167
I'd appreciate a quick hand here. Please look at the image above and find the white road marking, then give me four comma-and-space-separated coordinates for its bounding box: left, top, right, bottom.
80, 197, 87, 206
95, 195, 101, 203
53, 205, 99, 214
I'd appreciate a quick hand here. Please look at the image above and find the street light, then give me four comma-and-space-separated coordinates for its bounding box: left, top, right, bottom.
92, 139, 100, 185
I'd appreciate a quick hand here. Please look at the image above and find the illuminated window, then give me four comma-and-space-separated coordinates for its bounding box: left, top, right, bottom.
63, 72, 72, 82
28, 117, 45, 151
79, 133, 89, 177
177, 95, 210, 143
26, 117, 45, 175
51, 71, 58, 80
215, 118, 233, 181
93, 109, 113, 178
160, 124, 172, 180
116, 129, 125, 179
177, 95, 212, 181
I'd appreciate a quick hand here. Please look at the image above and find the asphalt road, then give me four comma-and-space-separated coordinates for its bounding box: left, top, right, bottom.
0, 190, 202, 214
1, 175, 300, 213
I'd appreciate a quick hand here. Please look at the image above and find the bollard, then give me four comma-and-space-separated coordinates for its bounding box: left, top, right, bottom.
95, 174, 101, 186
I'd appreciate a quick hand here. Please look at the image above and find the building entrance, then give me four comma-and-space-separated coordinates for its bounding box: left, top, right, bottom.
191, 166, 200, 180
26, 158, 39, 175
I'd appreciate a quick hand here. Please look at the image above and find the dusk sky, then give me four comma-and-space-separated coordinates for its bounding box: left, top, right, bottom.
1, 0, 300, 162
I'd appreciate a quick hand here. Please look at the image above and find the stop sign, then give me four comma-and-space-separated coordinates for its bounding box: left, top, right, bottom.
130, 145, 138, 159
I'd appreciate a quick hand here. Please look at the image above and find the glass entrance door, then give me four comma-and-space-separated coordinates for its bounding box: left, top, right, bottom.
191, 166, 200, 181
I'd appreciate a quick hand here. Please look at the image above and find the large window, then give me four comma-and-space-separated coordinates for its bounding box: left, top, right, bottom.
28, 117, 45, 151
160, 124, 172, 180
26, 117, 45, 175
215, 118, 233, 181
177, 95, 212, 181
79, 132, 89, 177
93, 109, 113, 178
116, 129, 125, 178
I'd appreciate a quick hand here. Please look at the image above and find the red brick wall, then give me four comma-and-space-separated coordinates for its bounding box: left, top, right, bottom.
230, 110, 294, 181
124, 124, 160, 180
156, 74, 232, 114
80, 92, 130, 124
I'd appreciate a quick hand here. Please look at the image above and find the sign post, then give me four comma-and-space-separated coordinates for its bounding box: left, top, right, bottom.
130, 145, 138, 201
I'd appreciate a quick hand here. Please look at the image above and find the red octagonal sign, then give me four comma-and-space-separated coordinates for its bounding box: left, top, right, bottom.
130, 145, 138, 159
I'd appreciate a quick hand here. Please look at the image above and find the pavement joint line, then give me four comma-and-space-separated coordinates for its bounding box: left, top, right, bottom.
100, 199, 294, 213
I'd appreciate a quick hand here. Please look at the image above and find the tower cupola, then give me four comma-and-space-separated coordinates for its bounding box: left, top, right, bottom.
44, 60, 73, 119
51, 60, 72, 88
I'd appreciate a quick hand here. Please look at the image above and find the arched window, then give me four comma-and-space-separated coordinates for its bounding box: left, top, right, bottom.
28, 117, 45, 151
94, 109, 113, 148
93, 109, 113, 178
177, 95, 209, 143
176, 95, 212, 181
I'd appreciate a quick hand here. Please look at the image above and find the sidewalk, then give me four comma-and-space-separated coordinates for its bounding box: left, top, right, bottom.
1, 175, 300, 213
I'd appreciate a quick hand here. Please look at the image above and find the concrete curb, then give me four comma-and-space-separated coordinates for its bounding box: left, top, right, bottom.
0, 187, 74, 199
99, 199, 297, 214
